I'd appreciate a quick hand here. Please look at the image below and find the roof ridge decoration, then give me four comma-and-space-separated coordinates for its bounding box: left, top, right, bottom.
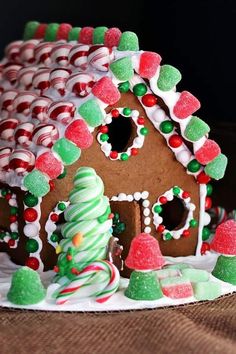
0, 21, 227, 198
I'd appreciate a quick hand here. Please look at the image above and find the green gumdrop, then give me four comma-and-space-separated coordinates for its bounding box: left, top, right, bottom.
184, 116, 210, 142
118, 31, 139, 51
78, 99, 104, 127
157, 65, 182, 91
193, 281, 221, 301
23, 21, 39, 40
53, 138, 81, 165
110, 57, 134, 81
93, 26, 108, 44
181, 268, 209, 282
68, 27, 81, 41
7, 267, 46, 305
205, 154, 228, 180
24, 170, 50, 197
212, 255, 236, 285
44, 23, 59, 41
125, 270, 163, 300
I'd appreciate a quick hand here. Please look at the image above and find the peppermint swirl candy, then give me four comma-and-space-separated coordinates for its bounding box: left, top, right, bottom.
49, 68, 71, 96
34, 42, 54, 66
19, 39, 39, 63
32, 123, 59, 147
3, 63, 22, 84
51, 43, 72, 67
17, 67, 38, 90
0, 118, 18, 141
0, 89, 18, 117
0, 147, 12, 170
88, 45, 114, 72
9, 149, 35, 174
32, 68, 50, 93
14, 122, 34, 147
13, 92, 37, 115
5, 40, 23, 62
66, 72, 95, 97
228, 210, 236, 220
30, 97, 52, 122
54, 260, 120, 304
68, 44, 89, 69
48, 101, 75, 125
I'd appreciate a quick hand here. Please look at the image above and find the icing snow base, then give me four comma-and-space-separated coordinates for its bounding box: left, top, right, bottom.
0, 252, 235, 312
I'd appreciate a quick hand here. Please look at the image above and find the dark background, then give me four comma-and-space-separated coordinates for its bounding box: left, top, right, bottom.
0, 0, 235, 206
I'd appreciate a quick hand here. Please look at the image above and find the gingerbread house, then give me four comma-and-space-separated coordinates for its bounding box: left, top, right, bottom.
0, 22, 227, 275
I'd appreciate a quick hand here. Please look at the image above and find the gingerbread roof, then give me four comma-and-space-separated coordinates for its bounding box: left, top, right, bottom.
0, 21, 227, 197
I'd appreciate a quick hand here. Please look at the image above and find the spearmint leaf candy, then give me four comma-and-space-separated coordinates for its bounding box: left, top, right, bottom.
173, 91, 201, 119
164, 263, 192, 271
195, 139, 221, 165
35, 151, 63, 179
125, 271, 163, 300
65, 119, 93, 149
52, 138, 81, 165
156, 268, 180, 280
92, 77, 120, 105
23, 21, 39, 40
193, 281, 221, 301
24, 169, 50, 197
160, 276, 193, 299
204, 154, 228, 180
181, 268, 209, 282
78, 99, 104, 127
184, 116, 210, 141
44, 23, 59, 41
68, 27, 81, 41
139, 52, 162, 79
110, 57, 134, 81
157, 65, 182, 91
7, 266, 46, 305
93, 26, 108, 44
118, 31, 139, 51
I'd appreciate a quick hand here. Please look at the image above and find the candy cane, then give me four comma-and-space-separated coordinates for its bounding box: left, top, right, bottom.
49, 68, 71, 96
5, 40, 23, 62
14, 122, 34, 147
17, 67, 38, 90
9, 149, 35, 174
68, 44, 89, 69
19, 39, 39, 63
30, 97, 52, 122
0, 89, 18, 117
13, 92, 37, 115
208, 206, 228, 229
51, 43, 72, 67
3, 63, 22, 84
34, 42, 54, 66
0, 147, 12, 170
0, 118, 18, 141
48, 101, 75, 125
88, 45, 114, 72
32, 68, 50, 94
66, 72, 95, 97
32, 123, 59, 147
55, 260, 120, 305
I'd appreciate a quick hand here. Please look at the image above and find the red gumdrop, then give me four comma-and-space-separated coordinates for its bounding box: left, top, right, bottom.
162, 282, 193, 299
91, 77, 120, 105
125, 233, 165, 270
139, 52, 162, 79
57, 23, 72, 40
35, 151, 63, 179
34, 24, 47, 39
104, 28, 122, 47
195, 139, 221, 165
211, 220, 236, 255
65, 119, 93, 149
79, 27, 94, 44
173, 91, 201, 119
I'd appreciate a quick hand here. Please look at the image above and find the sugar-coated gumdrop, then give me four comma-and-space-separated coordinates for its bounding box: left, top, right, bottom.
56, 23, 72, 40
160, 276, 193, 299
68, 27, 81, 41
204, 154, 228, 180
44, 23, 59, 42
156, 268, 180, 280
195, 139, 221, 165
184, 116, 210, 142
110, 57, 134, 81
7, 266, 46, 305
211, 220, 236, 255
157, 65, 182, 91
23, 169, 50, 197
35, 152, 63, 179
52, 138, 81, 165
93, 26, 108, 44
193, 281, 221, 301
92, 77, 120, 105
104, 28, 122, 47
65, 119, 93, 149
125, 270, 163, 300
181, 268, 209, 282
79, 27, 94, 44
78, 99, 104, 127
139, 52, 162, 79
173, 91, 201, 119
34, 23, 47, 39
125, 233, 165, 270
23, 21, 39, 40
212, 255, 236, 285
118, 31, 139, 51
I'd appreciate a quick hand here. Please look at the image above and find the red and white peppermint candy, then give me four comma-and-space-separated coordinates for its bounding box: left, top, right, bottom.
32, 123, 59, 147
32, 68, 50, 94
88, 45, 114, 72
9, 149, 35, 174
5, 40, 23, 62
49, 68, 71, 96
48, 101, 75, 125
30, 97, 52, 122
51, 43, 72, 67
34, 42, 54, 66
0, 89, 18, 117
19, 39, 39, 63
0, 147, 12, 170
14, 122, 34, 147
68, 44, 89, 69
3, 63, 23, 84
13, 92, 37, 115
66, 72, 95, 97
0, 118, 18, 141
17, 67, 38, 90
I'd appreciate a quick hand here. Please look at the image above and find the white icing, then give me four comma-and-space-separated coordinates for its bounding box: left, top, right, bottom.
0, 188, 19, 248
196, 184, 207, 255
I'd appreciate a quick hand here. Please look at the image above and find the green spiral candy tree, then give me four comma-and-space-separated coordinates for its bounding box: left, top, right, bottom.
54, 167, 113, 285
